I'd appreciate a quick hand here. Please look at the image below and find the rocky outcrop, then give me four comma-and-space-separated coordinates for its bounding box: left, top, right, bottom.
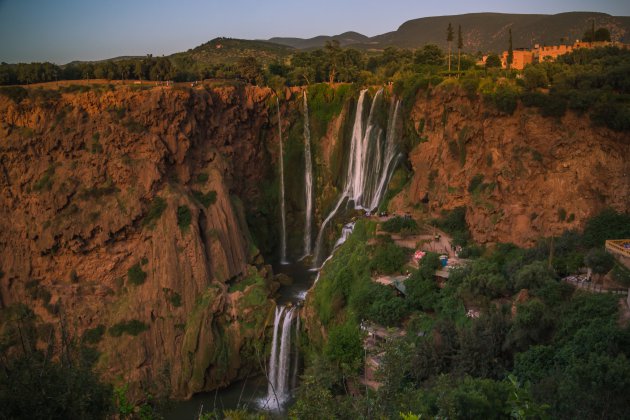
0, 84, 283, 399
400, 85, 630, 246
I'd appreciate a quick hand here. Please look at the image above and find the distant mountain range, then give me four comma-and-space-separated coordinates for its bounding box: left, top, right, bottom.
269, 31, 370, 50
267, 12, 630, 52
67, 12, 630, 65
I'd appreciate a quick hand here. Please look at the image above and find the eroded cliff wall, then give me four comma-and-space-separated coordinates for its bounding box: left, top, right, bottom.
0, 84, 284, 399
398, 85, 630, 246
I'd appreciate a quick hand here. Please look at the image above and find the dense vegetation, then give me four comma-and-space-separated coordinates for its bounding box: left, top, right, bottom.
0, 305, 112, 419
296, 209, 630, 419
3, 39, 629, 135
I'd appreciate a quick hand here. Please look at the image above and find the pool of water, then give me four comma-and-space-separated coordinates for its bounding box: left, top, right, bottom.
163, 376, 271, 419
272, 259, 317, 305
164, 260, 315, 418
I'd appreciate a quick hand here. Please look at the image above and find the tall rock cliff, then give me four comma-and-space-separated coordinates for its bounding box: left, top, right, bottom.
399, 85, 630, 246
0, 84, 286, 399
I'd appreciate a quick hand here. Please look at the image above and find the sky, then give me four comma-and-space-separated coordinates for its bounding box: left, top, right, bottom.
0, 0, 629, 64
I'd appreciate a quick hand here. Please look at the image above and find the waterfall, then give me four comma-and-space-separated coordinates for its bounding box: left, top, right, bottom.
313, 222, 356, 285
312, 89, 401, 267
303, 91, 314, 256
262, 305, 298, 410
370, 100, 402, 210
276, 97, 288, 264
291, 314, 300, 390
267, 306, 284, 393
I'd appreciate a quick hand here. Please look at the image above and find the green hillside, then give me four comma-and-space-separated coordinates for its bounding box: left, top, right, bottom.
374, 11, 630, 52
270, 12, 630, 52
169, 37, 295, 65
269, 31, 370, 50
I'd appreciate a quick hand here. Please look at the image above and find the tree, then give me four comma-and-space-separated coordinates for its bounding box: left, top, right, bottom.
594, 27, 611, 42
134, 60, 144, 81
0, 305, 112, 419
236, 57, 264, 85
324, 322, 363, 368
324, 40, 342, 84
507, 28, 514, 70
446, 23, 454, 73
523, 65, 548, 90
485, 54, 502, 69
414, 44, 444, 66
457, 25, 463, 76
584, 248, 615, 274
584, 26, 611, 42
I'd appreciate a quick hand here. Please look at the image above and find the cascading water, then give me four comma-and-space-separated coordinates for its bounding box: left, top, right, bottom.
276, 97, 288, 264
312, 89, 401, 267
262, 305, 298, 410
303, 91, 314, 257
313, 222, 355, 285
291, 315, 300, 390
261, 89, 399, 411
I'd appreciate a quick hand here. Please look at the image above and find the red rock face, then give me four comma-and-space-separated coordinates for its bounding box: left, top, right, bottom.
1, 81, 627, 399
403, 85, 630, 247
0, 85, 280, 399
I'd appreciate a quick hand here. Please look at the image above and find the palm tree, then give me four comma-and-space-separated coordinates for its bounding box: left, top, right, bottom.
507, 28, 513, 70
457, 25, 463, 76
447, 23, 454, 74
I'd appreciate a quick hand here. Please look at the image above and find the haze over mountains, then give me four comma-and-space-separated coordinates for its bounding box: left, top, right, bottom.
269, 12, 630, 52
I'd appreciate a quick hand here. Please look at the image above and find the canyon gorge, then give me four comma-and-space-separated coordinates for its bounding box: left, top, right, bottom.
0, 80, 628, 404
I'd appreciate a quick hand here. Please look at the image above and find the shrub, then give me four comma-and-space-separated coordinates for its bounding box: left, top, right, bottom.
177, 205, 192, 232
369, 293, 409, 326
611, 264, 630, 287
127, 263, 147, 286
169, 292, 182, 307
83, 325, 105, 344
584, 248, 615, 274
591, 98, 630, 132
370, 242, 409, 275
468, 174, 485, 193
567, 90, 598, 113
141, 197, 167, 228
108, 320, 149, 337
381, 216, 418, 234
492, 84, 519, 115
90, 138, 103, 154
460, 74, 480, 99
324, 322, 363, 367
520, 91, 546, 108
540, 92, 567, 117
0, 86, 28, 103
419, 252, 442, 278
406, 269, 439, 310
79, 181, 118, 200
195, 173, 209, 184
582, 209, 630, 247
523, 65, 548, 90
122, 119, 146, 133
557, 208, 567, 222
163, 288, 183, 307
192, 190, 217, 208
33, 165, 56, 192
70, 270, 79, 283
513, 261, 555, 291
432, 206, 470, 246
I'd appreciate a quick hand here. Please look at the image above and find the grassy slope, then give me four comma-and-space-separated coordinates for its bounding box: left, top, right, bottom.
169, 37, 295, 65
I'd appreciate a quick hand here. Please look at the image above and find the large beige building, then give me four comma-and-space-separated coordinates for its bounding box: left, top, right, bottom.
494, 40, 629, 70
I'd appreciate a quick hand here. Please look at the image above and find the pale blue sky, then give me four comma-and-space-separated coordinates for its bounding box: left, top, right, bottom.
0, 0, 628, 64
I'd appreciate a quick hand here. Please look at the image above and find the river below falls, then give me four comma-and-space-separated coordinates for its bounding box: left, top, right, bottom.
164, 260, 315, 418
